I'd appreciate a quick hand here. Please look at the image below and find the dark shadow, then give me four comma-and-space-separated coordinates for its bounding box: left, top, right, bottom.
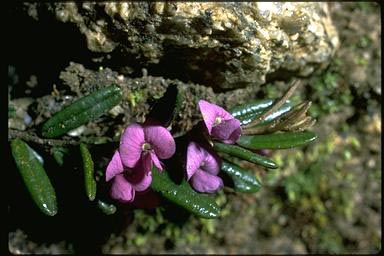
8, 142, 130, 254
8, 3, 101, 99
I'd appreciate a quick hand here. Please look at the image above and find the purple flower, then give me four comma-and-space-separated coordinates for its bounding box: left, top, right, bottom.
119, 123, 176, 173
106, 122, 176, 202
106, 151, 152, 202
198, 100, 242, 144
186, 142, 223, 193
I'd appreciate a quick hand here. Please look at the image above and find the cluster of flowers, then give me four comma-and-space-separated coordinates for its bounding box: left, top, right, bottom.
106, 100, 242, 203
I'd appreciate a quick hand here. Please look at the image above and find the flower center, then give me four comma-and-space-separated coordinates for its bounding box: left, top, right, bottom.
142, 142, 152, 151
214, 116, 222, 126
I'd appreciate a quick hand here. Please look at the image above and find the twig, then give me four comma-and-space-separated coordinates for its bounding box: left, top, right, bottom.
271, 101, 312, 131
285, 117, 316, 132
243, 79, 301, 129
242, 101, 313, 135
8, 129, 80, 146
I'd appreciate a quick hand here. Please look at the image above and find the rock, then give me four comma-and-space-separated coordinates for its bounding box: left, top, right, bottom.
57, 62, 268, 134
29, 2, 339, 90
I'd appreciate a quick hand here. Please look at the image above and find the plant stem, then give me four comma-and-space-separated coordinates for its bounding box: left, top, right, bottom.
8, 129, 80, 146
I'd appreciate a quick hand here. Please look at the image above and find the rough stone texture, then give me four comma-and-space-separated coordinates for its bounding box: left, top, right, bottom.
55, 62, 268, 135
31, 2, 339, 90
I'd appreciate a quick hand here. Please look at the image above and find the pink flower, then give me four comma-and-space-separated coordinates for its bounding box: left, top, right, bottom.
106, 151, 152, 202
186, 142, 223, 193
119, 123, 176, 173
106, 122, 176, 202
198, 100, 242, 144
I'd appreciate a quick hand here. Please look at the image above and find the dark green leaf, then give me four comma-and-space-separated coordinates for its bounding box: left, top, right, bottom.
151, 167, 220, 219
230, 99, 293, 126
237, 131, 317, 149
9, 102, 16, 118
213, 142, 278, 169
97, 200, 117, 215
80, 143, 96, 201
221, 161, 261, 193
147, 84, 182, 127
51, 147, 69, 167
41, 85, 122, 138
11, 139, 58, 216
230, 99, 274, 117
236, 111, 264, 126
258, 101, 293, 125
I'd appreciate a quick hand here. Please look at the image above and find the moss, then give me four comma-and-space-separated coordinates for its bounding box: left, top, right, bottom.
266, 121, 380, 252
127, 90, 145, 108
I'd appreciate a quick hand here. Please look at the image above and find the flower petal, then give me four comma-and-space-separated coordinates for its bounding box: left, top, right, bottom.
110, 174, 135, 202
199, 100, 234, 133
224, 126, 242, 144
105, 151, 125, 182
201, 150, 221, 175
144, 125, 176, 159
198, 100, 217, 133
119, 123, 145, 168
142, 152, 153, 174
186, 142, 205, 180
190, 170, 224, 193
125, 153, 153, 191
150, 151, 163, 171
127, 169, 152, 192
211, 118, 241, 144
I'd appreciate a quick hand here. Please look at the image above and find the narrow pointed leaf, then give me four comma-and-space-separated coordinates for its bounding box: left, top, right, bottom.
237, 131, 317, 149
230, 99, 274, 117
80, 143, 96, 201
9, 102, 16, 118
213, 142, 278, 169
51, 147, 69, 167
151, 167, 220, 219
221, 161, 261, 193
230, 99, 293, 126
42, 85, 122, 138
236, 111, 264, 126
259, 101, 293, 125
97, 200, 117, 215
11, 139, 58, 216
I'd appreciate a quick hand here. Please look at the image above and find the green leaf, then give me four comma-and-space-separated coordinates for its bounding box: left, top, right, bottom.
97, 200, 117, 215
11, 139, 58, 216
213, 142, 278, 169
236, 111, 264, 126
8, 102, 16, 118
258, 101, 293, 125
41, 85, 122, 138
80, 143, 96, 201
221, 161, 261, 193
237, 131, 317, 149
150, 168, 220, 219
51, 147, 69, 166
230, 99, 274, 117
230, 99, 293, 126
147, 84, 183, 127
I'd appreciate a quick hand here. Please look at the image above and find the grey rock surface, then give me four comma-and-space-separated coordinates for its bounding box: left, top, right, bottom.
57, 62, 267, 134
31, 2, 339, 90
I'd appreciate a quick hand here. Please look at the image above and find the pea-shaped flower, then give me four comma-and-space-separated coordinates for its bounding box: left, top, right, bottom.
119, 123, 176, 172
106, 151, 152, 202
106, 122, 176, 202
198, 100, 242, 144
186, 142, 223, 193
